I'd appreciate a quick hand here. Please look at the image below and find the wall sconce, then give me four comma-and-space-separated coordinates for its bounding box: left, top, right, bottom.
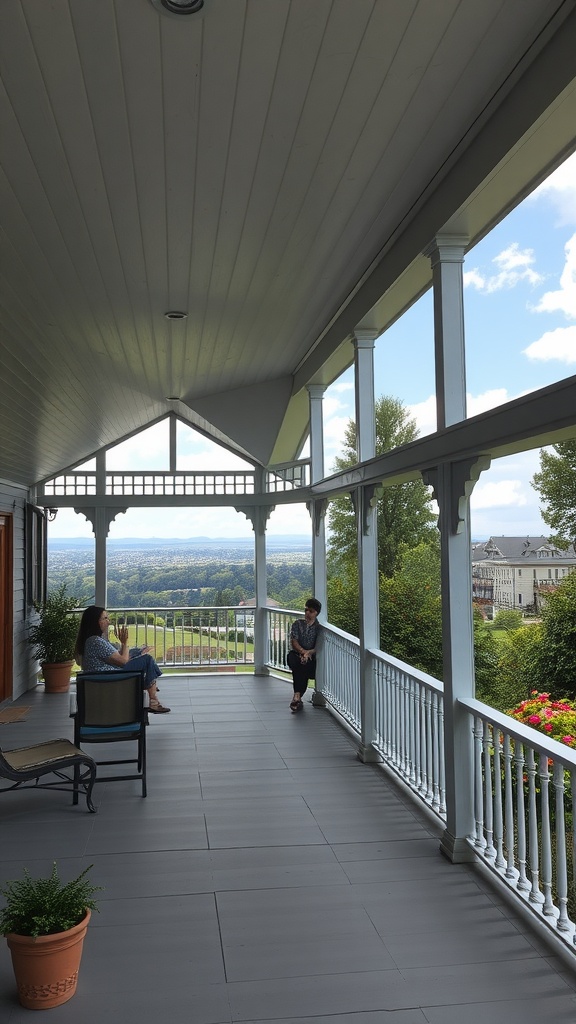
149, 0, 204, 15
44, 508, 58, 522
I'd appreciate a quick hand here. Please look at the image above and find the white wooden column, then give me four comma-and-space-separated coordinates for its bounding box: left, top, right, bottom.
74, 506, 127, 607
236, 493, 274, 676
424, 234, 484, 862
306, 384, 328, 705
426, 235, 467, 430
353, 329, 380, 762
307, 384, 327, 611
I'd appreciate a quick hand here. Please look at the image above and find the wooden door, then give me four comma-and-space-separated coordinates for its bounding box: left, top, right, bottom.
0, 514, 13, 701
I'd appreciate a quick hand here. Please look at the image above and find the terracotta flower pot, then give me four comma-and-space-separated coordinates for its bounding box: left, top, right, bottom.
6, 909, 91, 1009
41, 660, 74, 693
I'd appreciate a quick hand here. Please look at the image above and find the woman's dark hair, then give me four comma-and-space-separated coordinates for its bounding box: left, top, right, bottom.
74, 605, 106, 662
305, 597, 322, 614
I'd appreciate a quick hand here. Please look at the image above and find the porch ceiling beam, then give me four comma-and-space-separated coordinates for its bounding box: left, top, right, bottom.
312, 375, 576, 496
34, 492, 312, 510
36, 375, 576, 511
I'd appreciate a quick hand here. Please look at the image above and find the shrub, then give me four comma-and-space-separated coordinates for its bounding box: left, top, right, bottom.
507, 691, 576, 750
27, 584, 78, 663
492, 609, 523, 632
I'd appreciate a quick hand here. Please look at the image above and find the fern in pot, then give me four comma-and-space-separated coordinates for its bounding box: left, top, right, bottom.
27, 583, 80, 692
0, 862, 101, 1009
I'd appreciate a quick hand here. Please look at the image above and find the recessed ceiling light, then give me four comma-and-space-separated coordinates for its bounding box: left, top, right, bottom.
164, 311, 188, 320
149, 0, 204, 15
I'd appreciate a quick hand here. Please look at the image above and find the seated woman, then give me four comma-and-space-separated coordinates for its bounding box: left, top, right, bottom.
75, 606, 170, 714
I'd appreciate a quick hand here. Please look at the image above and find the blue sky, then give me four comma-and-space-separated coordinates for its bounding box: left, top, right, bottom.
52, 151, 576, 541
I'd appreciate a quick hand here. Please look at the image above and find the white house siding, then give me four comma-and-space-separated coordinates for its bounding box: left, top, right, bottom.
515, 569, 535, 609
493, 566, 514, 609
0, 480, 36, 700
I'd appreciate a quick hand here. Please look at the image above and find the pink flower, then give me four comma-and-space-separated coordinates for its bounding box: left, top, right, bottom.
562, 736, 575, 745
528, 715, 541, 725
544, 723, 553, 732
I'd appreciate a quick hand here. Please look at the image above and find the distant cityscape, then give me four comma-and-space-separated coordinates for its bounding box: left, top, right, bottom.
48, 535, 313, 610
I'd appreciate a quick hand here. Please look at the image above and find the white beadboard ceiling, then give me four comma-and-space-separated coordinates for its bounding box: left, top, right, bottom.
1, 0, 575, 485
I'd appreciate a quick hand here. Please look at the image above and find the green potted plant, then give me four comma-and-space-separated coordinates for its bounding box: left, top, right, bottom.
27, 583, 79, 692
0, 862, 101, 1009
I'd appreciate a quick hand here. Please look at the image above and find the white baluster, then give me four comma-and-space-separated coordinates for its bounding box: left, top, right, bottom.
483, 721, 496, 860
553, 762, 571, 932
538, 751, 553, 914
515, 743, 530, 892
525, 749, 544, 905
492, 726, 506, 869
473, 717, 485, 850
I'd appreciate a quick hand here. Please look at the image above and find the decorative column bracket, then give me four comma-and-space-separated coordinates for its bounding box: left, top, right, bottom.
307, 498, 328, 537
349, 484, 382, 536
235, 505, 275, 535
74, 507, 128, 536
422, 456, 491, 536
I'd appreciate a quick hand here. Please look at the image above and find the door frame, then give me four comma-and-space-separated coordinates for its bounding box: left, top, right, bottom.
0, 514, 14, 702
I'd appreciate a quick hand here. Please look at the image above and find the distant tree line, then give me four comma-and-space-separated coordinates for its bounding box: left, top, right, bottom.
48, 553, 312, 611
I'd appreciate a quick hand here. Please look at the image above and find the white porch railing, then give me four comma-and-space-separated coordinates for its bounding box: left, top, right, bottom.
84, 606, 255, 667
371, 649, 446, 818
462, 697, 576, 948
264, 609, 576, 953
39, 459, 311, 499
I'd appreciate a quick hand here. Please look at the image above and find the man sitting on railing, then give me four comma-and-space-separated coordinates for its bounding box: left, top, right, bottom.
287, 598, 322, 713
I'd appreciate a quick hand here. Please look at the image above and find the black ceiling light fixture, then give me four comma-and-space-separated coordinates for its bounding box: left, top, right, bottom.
149, 0, 204, 15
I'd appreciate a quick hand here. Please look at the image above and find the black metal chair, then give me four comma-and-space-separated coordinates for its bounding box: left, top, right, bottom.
73, 670, 147, 797
0, 739, 97, 812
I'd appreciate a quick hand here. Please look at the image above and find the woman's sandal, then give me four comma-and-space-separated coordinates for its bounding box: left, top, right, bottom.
149, 701, 171, 714
289, 699, 299, 712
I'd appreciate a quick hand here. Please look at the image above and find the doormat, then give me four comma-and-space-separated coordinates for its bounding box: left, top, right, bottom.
0, 707, 31, 724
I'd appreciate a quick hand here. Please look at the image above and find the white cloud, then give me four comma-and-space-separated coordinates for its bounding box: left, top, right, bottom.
408, 395, 436, 436
463, 268, 485, 290
464, 243, 543, 293
409, 387, 526, 437
523, 324, 576, 363
107, 421, 169, 469
470, 479, 527, 510
466, 389, 512, 415
529, 150, 576, 226
533, 232, 576, 319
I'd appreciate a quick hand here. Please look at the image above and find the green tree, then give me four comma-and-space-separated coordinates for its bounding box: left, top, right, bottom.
536, 572, 576, 699
532, 440, 576, 547
492, 609, 523, 632
326, 562, 360, 639
327, 396, 436, 577
496, 624, 543, 711
473, 619, 500, 703
379, 544, 443, 677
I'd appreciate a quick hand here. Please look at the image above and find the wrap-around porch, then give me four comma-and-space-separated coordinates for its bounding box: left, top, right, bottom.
1, 672, 576, 1023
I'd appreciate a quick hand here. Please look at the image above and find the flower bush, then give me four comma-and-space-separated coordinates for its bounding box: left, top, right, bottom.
507, 691, 576, 749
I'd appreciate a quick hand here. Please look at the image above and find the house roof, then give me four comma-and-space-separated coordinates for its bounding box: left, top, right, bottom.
472, 536, 576, 563
1, 1, 576, 487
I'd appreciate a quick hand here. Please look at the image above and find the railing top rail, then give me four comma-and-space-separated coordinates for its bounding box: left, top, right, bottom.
106, 605, 253, 613
461, 696, 576, 767
369, 647, 444, 693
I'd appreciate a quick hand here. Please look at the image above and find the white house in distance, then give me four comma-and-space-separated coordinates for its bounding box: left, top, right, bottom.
472, 536, 576, 614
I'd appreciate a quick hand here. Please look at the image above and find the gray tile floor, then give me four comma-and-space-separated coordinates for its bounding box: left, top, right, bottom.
1, 674, 576, 1023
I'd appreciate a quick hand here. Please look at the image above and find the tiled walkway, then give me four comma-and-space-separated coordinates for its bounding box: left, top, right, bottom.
1, 674, 576, 1023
